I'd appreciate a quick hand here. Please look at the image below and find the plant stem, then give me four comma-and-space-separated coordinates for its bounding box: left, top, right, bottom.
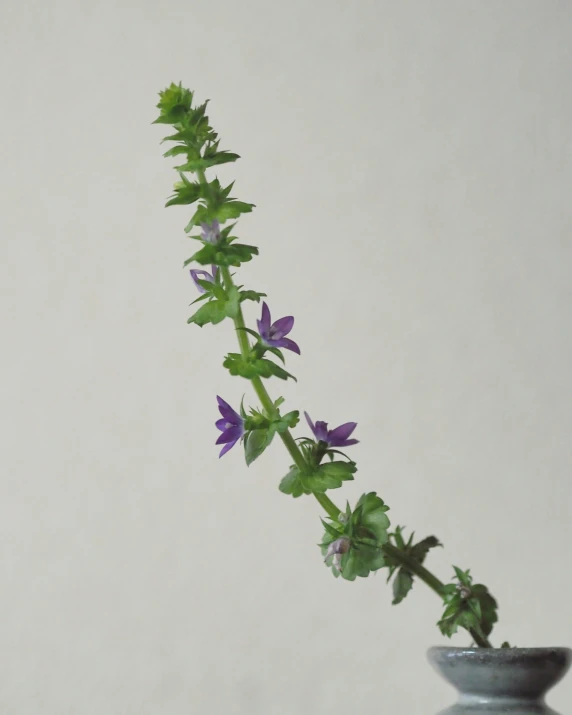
203, 175, 492, 649
220, 266, 308, 474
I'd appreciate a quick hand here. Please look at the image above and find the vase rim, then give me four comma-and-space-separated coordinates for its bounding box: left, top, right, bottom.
428, 646, 571, 654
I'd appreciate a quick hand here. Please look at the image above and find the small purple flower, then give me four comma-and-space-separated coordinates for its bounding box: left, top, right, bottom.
201, 220, 220, 243
215, 396, 244, 458
256, 302, 300, 354
305, 412, 359, 448
324, 536, 350, 572
190, 265, 218, 293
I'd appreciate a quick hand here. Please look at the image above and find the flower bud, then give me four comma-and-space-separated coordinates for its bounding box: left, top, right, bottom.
325, 536, 351, 572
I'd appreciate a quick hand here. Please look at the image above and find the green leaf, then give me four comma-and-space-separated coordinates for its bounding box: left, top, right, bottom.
244, 428, 274, 466
338, 542, 385, 582
453, 566, 472, 586
300, 461, 356, 493
410, 536, 442, 564
184, 242, 259, 268
265, 346, 285, 364
385, 531, 442, 604
154, 83, 194, 124
392, 569, 414, 605
239, 290, 266, 303
320, 492, 390, 581
163, 145, 190, 158
352, 492, 390, 544
278, 466, 307, 498
223, 354, 296, 381
321, 518, 343, 539
184, 244, 258, 271
235, 326, 260, 340
189, 292, 210, 306
183, 243, 217, 266
216, 200, 255, 222
174, 152, 240, 172
275, 410, 300, 431
187, 300, 227, 327
184, 206, 210, 233
471, 584, 498, 636
437, 572, 498, 640
165, 178, 201, 207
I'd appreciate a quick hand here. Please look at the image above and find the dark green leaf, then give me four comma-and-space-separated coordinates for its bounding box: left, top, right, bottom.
410, 535, 442, 564
471, 584, 498, 636
392, 569, 414, 605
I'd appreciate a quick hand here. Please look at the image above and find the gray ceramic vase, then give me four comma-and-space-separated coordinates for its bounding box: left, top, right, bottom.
428, 646, 571, 714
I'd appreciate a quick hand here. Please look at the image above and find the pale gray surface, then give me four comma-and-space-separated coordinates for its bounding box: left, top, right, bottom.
1, 1, 572, 714
429, 647, 571, 714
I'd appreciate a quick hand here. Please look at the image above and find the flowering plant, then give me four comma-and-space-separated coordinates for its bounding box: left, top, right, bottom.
154, 83, 503, 648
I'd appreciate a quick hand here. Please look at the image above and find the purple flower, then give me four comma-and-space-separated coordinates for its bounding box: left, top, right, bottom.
304, 412, 359, 448
324, 536, 350, 572
190, 265, 218, 293
215, 396, 244, 457
256, 302, 300, 354
201, 220, 220, 243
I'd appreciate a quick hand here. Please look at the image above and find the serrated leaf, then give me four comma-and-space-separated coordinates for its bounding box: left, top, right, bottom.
239, 290, 266, 303
184, 243, 259, 269
175, 152, 240, 172
223, 354, 296, 381
410, 535, 442, 564
338, 543, 385, 581
276, 410, 299, 431
278, 466, 307, 497
471, 584, 498, 636
187, 300, 227, 327
165, 180, 201, 207
301, 461, 356, 493
392, 569, 414, 605
216, 200, 255, 222
353, 492, 390, 544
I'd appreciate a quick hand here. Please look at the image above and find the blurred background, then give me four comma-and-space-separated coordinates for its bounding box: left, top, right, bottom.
1, 1, 571, 712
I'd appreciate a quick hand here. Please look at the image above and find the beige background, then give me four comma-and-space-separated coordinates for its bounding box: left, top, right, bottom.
1, 1, 572, 713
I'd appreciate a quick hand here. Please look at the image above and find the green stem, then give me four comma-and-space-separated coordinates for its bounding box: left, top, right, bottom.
220, 266, 308, 475
382, 542, 446, 597
199, 170, 492, 649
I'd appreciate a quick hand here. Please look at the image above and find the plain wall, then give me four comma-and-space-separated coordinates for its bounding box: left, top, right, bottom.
1, 1, 571, 713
